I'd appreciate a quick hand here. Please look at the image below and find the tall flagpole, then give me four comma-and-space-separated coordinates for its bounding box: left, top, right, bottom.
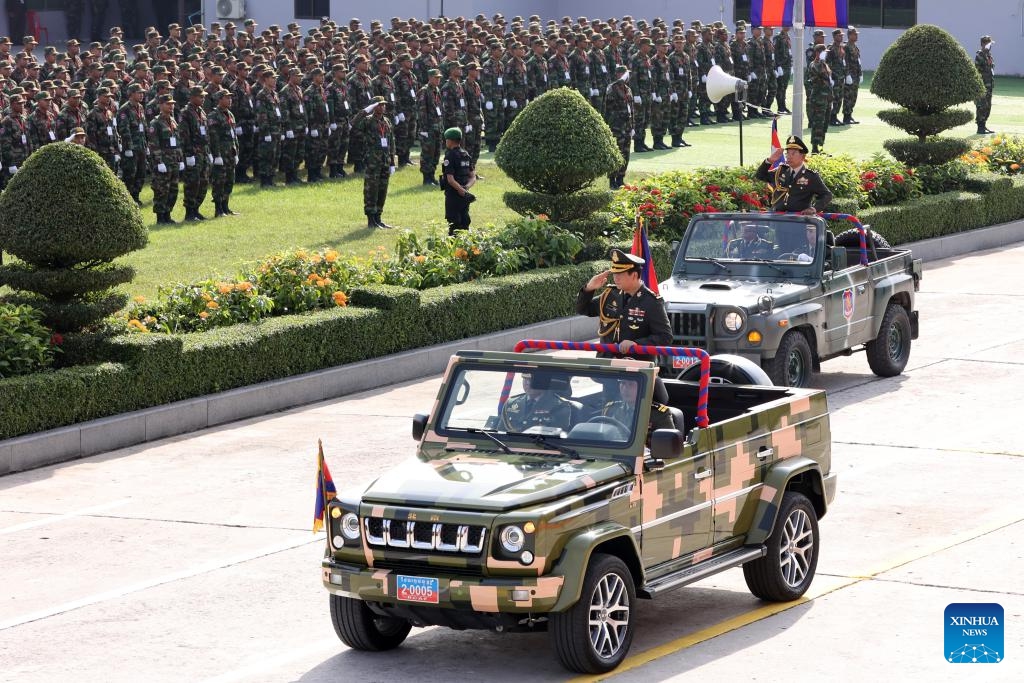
791, 0, 806, 136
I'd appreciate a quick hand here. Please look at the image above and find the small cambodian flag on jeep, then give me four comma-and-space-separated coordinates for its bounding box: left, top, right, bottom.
312, 439, 337, 533
631, 219, 659, 295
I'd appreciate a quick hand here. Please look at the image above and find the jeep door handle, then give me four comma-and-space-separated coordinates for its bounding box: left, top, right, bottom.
757, 447, 774, 460
694, 469, 712, 480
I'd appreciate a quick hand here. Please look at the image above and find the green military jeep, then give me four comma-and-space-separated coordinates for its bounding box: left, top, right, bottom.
659, 212, 923, 386
321, 341, 837, 673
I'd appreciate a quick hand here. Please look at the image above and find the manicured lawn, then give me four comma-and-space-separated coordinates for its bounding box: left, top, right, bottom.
4, 75, 1023, 301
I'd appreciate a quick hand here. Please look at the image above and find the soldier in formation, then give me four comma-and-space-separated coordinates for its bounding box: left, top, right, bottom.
975, 35, 995, 134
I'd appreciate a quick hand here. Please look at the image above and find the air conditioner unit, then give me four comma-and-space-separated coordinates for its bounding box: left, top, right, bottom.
217, 0, 246, 20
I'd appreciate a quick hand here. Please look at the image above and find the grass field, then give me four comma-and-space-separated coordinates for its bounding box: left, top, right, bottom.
6, 75, 1024, 301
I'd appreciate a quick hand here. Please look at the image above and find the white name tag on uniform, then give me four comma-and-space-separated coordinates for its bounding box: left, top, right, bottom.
298, 104, 304, 113
48, 131, 56, 140
436, 106, 442, 115
106, 126, 113, 136
678, 68, 684, 76
497, 77, 503, 85
602, 65, 608, 73
138, 123, 145, 132
199, 125, 206, 135
380, 136, 388, 148
169, 136, 177, 146
459, 98, 465, 107
21, 134, 26, 144
410, 88, 416, 98
275, 106, 281, 117
564, 71, 570, 79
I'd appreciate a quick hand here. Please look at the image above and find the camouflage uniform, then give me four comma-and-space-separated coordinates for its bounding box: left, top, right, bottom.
604, 74, 634, 189
26, 98, 58, 149
503, 54, 528, 126
179, 99, 212, 219
346, 67, 374, 170
548, 52, 571, 91
55, 100, 86, 141
116, 98, 148, 202
354, 107, 396, 223
695, 34, 714, 123
325, 73, 351, 177
729, 34, 750, 121
0, 104, 33, 185
975, 43, 995, 133
278, 81, 306, 183
748, 35, 767, 117
569, 45, 591, 102
440, 75, 468, 131
825, 40, 845, 123
805, 52, 833, 152
85, 98, 121, 172
417, 80, 443, 182
712, 34, 735, 122
393, 65, 419, 165
208, 102, 239, 214
589, 45, 611, 116
843, 35, 862, 123
463, 75, 484, 167
524, 48, 548, 102
147, 106, 183, 221
255, 83, 283, 185
629, 47, 653, 150
774, 30, 793, 112
667, 45, 690, 145
649, 50, 671, 147
481, 53, 506, 151
230, 76, 257, 181
762, 32, 778, 111
303, 80, 330, 181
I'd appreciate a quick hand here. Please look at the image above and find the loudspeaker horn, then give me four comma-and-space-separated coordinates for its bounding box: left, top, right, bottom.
706, 65, 746, 104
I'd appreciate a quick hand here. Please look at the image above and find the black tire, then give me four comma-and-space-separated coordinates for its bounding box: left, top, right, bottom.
550, 553, 636, 674
329, 594, 412, 651
764, 331, 813, 388
833, 227, 891, 250
866, 302, 912, 377
680, 354, 774, 386
743, 491, 820, 601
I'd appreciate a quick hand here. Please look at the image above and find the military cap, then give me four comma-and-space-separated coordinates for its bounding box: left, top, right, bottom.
465, 61, 480, 71
215, 88, 231, 99
157, 93, 174, 104
735, 21, 747, 30
309, 66, 324, 76
9, 94, 24, 104
832, 28, 843, 35
146, 30, 159, 38
66, 37, 79, 46
609, 248, 644, 273
95, 86, 111, 97
40, 79, 53, 89
66, 87, 82, 97
99, 78, 116, 88
351, 54, 367, 65
784, 134, 809, 154
44, 45, 57, 55
188, 85, 204, 97
108, 36, 123, 45
21, 79, 38, 89
331, 62, 346, 72
848, 26, 859, 34
813, 29, 825, 37
33, 91, 50, 101
637, 36, 652, 46
244, 19, 256, 27
427, 68, 441, 77
813, 43, 827, 54
151, 64, 167, 73
52, 78, 66, 87
224, 22, 236, 30
395, 52, 412, 62
22, 35, 37, 45
70, 126, 86, 137
8, 86, 24, 96
154, 79, 170, 89
268, 24, 280, 31
375, 57, 390, 66
443, 127, 462, 141
184, 27, 197, 35
126, 82, 144, 94
210, 65, 225, 75
134, 61, 149, 70
286, 67, 300, 77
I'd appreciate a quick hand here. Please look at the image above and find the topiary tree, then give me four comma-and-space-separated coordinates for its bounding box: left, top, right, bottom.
495, 87, 622, 222
0, 143, 147, 332
871, 24, 984, 166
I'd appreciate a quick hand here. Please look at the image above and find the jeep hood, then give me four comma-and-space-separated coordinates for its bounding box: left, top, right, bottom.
359, 454, 632, 512
660, 277, 812, 309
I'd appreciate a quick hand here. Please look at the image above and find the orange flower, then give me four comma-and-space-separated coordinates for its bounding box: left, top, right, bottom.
454, 248, 468, 259
295, 249, 309, 259
536, 213, 549, 221
206, 301, 220, 309
234, 281, 254, 292
325, 250, 339, 263
218, 282, 233, 294
306, 273, 319, 283
414, 254, 426, 263
199, 311, 209, 319
332, 291, 348, 306
132, 295, 146, 303
472, 247, 481, 255
127, 319, 147, 331
1012, 163, 1021, 171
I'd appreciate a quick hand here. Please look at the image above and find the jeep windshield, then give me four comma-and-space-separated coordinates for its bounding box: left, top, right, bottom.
436, 365, 645, 448
675, 216, 820, 275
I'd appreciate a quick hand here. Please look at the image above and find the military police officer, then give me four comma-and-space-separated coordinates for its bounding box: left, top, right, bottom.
441, 127, 475, 235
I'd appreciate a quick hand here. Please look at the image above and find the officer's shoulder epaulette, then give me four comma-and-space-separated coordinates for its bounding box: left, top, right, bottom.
655, 404, 668, 412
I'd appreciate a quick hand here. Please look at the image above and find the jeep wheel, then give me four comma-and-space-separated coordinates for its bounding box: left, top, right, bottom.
866, 302, 911, 377
551, 553, 635, 674
743, 491, 820, 601
764, 331, 813, 388
329, 594, 411, 651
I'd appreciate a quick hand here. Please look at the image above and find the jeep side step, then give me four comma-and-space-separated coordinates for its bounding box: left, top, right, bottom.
637, 546, 766, 598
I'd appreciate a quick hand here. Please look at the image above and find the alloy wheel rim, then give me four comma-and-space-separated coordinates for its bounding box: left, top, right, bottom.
779, 508, 814, 588
588, 573, 630, 658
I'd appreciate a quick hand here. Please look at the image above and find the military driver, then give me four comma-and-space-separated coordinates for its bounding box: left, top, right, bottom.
727, 222, 773, 258
501, 373, 575, 433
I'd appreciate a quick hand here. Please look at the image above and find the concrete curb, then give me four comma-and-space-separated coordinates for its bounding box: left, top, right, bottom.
3, 221, 1022, 476
0, 315, 596, 475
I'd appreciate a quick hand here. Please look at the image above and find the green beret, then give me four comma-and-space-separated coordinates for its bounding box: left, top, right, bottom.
443, 127, 463, 141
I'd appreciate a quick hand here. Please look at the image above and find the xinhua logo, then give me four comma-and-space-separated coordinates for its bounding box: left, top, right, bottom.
945, 603, 1003, 663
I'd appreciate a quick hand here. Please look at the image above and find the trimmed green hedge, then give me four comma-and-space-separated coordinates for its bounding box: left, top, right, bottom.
858, 191, 987, 243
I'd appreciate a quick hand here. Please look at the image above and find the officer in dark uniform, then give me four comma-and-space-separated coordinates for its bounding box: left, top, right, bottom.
441, 126, 476, 235
501, 373, 575, 433
601, 378, 676, 436
575, 248, 672, 363
755, 134, 833, 215
726, 222, 773, 258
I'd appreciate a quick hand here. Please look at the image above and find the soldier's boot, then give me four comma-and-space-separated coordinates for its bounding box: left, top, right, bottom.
162, 212, 177, 225
353, 161, 365, 173
701, 114, 713, 125
423, 172, 438, 186
214, 201, 225, 218
336, 165, 347, 178
260, 175, 273, 188
609, 176, 617, 190
487, 141, 496, 153
235, 168, 250, 184
306, 167, 318, 183
328, 164, 339, 178
223, 199, 239, 216
843, 116, 859, 124
193, 208, 207, 221
671, 134, 684, 148
376, 213, 394, 229
367, 213, 381, 228
633, 139, 648, 153
653, 136, 670, 150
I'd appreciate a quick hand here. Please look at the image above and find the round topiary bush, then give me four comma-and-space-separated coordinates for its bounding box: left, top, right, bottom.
870, 24, 983, 167
0, 143, 147, 332
503, 188, 613, 223
495, 87, 622, 195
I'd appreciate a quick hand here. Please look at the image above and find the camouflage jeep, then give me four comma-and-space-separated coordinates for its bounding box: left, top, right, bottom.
659, 212, 923, 386
321, 342, 837, 673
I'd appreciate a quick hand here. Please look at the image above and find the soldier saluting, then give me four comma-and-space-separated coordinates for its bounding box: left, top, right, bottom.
756, 134, 833, 215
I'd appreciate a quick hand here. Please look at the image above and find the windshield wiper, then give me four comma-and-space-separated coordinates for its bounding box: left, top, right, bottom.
748, 259, 789, 275
689, 256, 730, 272
466, 428, 512, 454
531, 434, 579, 458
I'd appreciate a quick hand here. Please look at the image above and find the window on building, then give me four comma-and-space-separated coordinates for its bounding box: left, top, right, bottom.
735, 1, 916, 29
295, 0, 330, 21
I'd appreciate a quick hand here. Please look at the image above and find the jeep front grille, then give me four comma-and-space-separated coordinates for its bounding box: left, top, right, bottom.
364, 517, 487, 555
670, 311, 708, 347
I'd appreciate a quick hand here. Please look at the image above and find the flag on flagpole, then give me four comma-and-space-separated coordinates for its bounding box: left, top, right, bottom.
769, 117, 783, 170
631, 217, 659, 295
751, 0, 848, 28
312, 439, 337, 533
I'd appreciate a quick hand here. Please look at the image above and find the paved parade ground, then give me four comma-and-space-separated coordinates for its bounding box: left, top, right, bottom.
2, 243, 1023, 682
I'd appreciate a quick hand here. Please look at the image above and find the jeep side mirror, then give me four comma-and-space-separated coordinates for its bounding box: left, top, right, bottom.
670, 240, 680, 260
650, 428, 686, 461
412, 413, 428, 441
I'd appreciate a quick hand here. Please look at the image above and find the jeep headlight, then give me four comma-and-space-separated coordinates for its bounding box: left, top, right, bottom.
723, 310, 745, 333
340, 513, 360, 541
500, 525, 526, 553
